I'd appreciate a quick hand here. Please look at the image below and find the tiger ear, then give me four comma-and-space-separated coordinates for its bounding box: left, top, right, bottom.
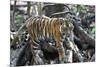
65, 19, 74, 30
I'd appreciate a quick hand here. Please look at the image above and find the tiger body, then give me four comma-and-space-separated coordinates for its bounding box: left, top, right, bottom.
25, 16, 73, 63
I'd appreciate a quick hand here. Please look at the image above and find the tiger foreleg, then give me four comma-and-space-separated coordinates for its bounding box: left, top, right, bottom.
56, 42, 65, 63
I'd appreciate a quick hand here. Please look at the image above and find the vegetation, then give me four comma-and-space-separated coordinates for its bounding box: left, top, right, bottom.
10, 1, 95, 66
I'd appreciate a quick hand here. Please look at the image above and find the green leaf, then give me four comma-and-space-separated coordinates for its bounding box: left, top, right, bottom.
91, 27, 95, 34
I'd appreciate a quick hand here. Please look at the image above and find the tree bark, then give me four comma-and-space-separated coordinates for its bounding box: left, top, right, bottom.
11, 0, 17, 31
72, 19, 95, 47
27, 2, 31, 17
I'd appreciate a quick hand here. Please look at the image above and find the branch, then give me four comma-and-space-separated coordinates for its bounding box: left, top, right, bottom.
72, 19, 95, 47
90, 54, 95, 62
50, 11, 74, 18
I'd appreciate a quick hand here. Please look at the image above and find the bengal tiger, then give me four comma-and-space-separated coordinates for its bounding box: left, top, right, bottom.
11, 16, 74, 63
